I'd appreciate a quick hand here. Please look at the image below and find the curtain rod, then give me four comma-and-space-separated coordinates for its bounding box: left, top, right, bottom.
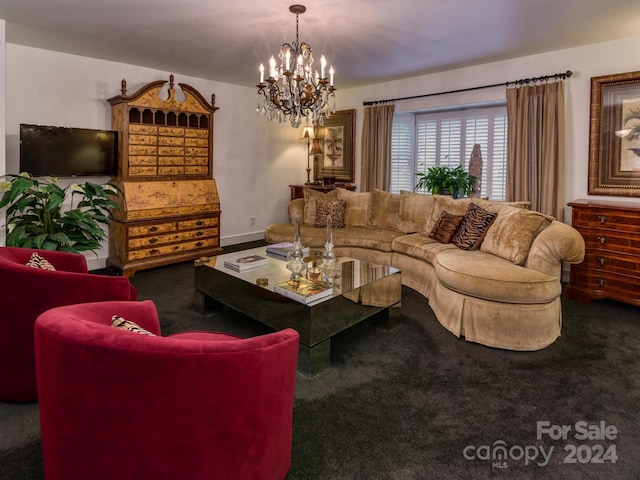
362, 70, 573, 106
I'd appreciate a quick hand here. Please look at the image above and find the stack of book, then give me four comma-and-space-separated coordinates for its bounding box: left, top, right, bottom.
274, 278, 333, 305
266, 242, 310, 260
223, 254, 269, 272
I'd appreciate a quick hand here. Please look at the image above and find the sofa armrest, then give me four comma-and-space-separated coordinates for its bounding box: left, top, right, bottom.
288, 198, 305, 224
525, 221, 585, 278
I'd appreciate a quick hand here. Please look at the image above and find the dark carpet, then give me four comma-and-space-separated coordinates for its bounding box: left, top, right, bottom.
1, 242, 640, 479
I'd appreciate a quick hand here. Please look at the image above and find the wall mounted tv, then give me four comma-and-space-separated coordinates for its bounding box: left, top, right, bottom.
19, 124, 118, 177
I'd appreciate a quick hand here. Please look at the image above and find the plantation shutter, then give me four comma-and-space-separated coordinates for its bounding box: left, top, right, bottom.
390, 113, 414, 192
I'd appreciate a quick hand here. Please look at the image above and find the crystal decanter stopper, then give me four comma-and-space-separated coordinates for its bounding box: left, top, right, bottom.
287, 214, 306, 280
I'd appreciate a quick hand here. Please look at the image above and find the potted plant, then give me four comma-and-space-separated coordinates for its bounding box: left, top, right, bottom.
415, 165, 476, 198
0, 173, 121, 254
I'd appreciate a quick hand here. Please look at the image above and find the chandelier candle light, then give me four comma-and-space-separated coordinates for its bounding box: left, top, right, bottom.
256, 4, 336, 128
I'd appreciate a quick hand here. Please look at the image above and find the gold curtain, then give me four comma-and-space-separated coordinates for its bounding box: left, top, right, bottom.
506, 81, 565, 220
361, 104, 395, 191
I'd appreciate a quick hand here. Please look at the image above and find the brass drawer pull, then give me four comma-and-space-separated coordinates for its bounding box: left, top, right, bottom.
196, 220, 204, 226
598, 215, 607, 224
598, 278, 605, 287
148, 238, 158, 244
598, 236, 606, 245
196, 231, 204, 237
149, 249, 159, 255
148, 226, 158, 233
195, 242, 203, 247
597, 256, 607, 266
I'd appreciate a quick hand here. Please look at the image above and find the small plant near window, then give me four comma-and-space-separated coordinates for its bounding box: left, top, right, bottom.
415, 165, 476, 198
0, 173, 121, 254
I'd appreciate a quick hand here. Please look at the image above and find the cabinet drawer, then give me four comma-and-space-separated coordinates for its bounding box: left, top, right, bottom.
179, 217, 218, 230
185, 147, 208, 156
570, 266, 640, 298
185, 137, 208, 147
129, 125, 158, 135
127, 238, 218, 261
158, 127, 185, 136
185, 166, 209, 175
129, 155, 157, 166
159, 156, 184, 165
129, 145, 157, 155
185, 128, 208, 138
128, 227, 218, 249
158, 146, 184, 156
129, 166, 157, 176
185, 156, 208, 165
572, 209, 640, 232
128, 222, 177, 237
582, 250, 640, 275
580, 229, 640, 255
129, 134, 157, 145
158, 136, 185, 146
158, 166, 184, 175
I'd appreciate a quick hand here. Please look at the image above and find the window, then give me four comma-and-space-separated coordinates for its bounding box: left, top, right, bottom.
390, 105, 508, 200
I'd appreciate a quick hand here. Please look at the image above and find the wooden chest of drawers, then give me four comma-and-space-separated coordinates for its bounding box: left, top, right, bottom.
565, 199, 640, 306
107, 179, 223, 277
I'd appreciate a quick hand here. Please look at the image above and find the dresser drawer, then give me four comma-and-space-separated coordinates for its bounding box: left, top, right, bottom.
158, 126, 185, 136
128, 222, 177, 237
129, 155, 157, 166
129, 166, 157, 176
179, 217, 218, 229
128, 227, 218, 249
185, 128, 208, 138
129, 134, 157, 145
158, 136, 185, 146
129, 125, 158, 135
127, 237, 218, 261
129, 145, 158, 155
572, 207, 640, 232
579, 229, 640, 255
581, 250, 640, 275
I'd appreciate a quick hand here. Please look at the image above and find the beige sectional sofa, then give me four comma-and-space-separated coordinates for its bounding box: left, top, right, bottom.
265, 188, 585, 351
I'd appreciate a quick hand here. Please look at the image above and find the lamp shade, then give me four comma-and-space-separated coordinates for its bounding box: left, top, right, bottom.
300, 126, 315, 141
309, 138, 322, 155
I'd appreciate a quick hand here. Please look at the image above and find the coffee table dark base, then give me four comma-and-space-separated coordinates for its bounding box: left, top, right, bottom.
194, 267, 402, 378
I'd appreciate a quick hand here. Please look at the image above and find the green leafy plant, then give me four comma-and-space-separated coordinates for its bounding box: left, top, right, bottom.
0, 173, 121, 254
415, 165, 476, 198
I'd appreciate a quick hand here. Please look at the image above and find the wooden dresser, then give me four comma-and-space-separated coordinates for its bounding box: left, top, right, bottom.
106, 76, 223, 276
565, 199, 640, 306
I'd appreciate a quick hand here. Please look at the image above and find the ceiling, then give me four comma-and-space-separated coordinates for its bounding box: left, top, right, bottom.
1, 0, 640, 89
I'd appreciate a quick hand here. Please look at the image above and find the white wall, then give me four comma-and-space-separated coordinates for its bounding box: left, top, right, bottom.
339, 34, 640, 222
4, 44, 307, 268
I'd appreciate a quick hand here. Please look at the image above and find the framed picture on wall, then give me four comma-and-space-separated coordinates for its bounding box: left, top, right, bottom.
313, 109, 355, 183
588, 70, 640, 196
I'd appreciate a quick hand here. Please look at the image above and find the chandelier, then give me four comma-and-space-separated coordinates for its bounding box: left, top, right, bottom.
256, 4, 336, 128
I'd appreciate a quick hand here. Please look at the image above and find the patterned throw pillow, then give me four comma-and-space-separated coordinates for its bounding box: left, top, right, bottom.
428, 211, 465, 244
25, 252, 56, 271
451, 203, 497, 251
111, 315, 155, 336
314, 199, 346, 228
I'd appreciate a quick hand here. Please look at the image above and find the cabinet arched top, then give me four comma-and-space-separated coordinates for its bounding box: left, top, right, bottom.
108, 75, 218, 115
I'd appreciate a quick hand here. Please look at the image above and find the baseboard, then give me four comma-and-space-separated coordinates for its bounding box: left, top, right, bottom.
221, 230, 265, 247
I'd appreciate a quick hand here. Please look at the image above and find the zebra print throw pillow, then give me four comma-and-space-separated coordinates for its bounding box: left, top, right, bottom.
25, 252, 56, 271
451, 203, 497, 251
111, 315, 155, 336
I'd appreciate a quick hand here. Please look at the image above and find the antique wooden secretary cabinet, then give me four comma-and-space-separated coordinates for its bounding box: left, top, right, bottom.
106, 76, 223, 276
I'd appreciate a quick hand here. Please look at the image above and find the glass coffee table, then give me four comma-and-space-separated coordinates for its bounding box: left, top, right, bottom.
194, 247, 401, 377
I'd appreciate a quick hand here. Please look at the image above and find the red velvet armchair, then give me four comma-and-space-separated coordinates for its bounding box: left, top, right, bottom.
0, 246, 137, 402
35, 300, 300, 480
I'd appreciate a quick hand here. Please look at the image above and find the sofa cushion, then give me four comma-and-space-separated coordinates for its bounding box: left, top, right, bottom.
472, 198, 531, 213
367, 189, 400, 229
434, 249, 561, 304
314, 199, 346, 228
481, 205, 553, 265
336, 188, 370, 226
429, 211, 464, 244
397, 190, 435, 233
424, 196, 473, 234
392, 233, 458, 264
333, 226, 402, 252
26, 252, 56, 271
451, 203, 497, 251
303, 188, 338, 226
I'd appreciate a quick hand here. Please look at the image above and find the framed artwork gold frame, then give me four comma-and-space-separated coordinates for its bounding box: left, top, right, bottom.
313, 109, 355, 182
589, 70, 640, 196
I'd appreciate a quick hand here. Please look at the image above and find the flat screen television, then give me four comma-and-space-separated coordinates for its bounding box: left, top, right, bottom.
19, 124, 118, 177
